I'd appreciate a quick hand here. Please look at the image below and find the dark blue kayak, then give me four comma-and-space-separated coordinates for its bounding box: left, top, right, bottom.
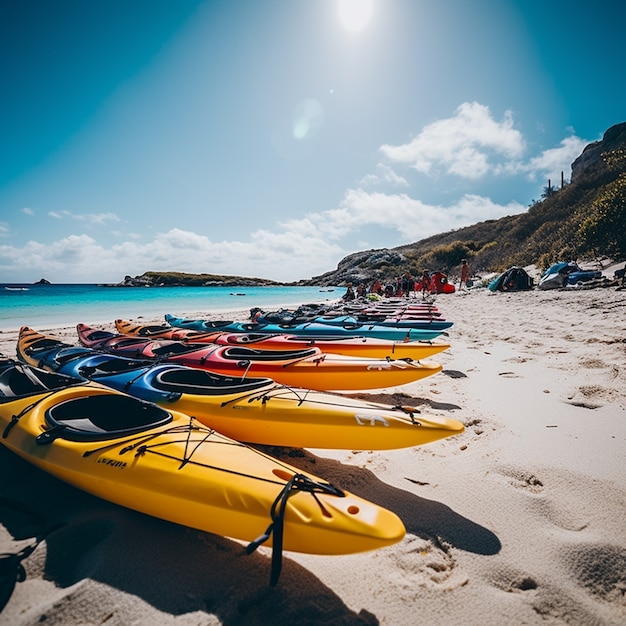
15, 332, 274, 405
164, 314, 444, 341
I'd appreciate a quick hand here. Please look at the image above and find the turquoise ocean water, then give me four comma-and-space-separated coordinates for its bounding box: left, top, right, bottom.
0, 284, 340, 331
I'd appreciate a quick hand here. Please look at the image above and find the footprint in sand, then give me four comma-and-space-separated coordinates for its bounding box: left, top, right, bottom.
565, 399, 602, 409
465, 418, 486, 436
489, 566, 539, 594
491, 568, 616, 624
579, 384, 611, 399
503, 356, 531, 364
498, 467, 600, 533
383, 534, 468, 591
561, 543, 626, 604
498, 371, 521, 378
496, 466, 544, 493
578, 357, 607, 369
526, 340, 543, 349
564, 384, 620, 409
441, 369, 467, 379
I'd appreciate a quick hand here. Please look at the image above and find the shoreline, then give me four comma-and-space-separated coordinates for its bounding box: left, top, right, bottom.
1, 286, 625, 624
0, 285, 338, 331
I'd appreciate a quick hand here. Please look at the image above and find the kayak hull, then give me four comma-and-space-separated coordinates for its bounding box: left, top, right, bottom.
0, 361, 405, 555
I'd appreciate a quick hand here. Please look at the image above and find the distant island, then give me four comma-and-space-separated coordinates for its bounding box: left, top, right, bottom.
105, 271, 292, 288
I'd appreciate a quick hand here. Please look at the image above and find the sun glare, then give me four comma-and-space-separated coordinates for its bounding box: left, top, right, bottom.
338, 0, 374, 32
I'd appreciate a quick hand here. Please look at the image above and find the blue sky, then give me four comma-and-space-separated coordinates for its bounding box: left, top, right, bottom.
1, 0, 624, 283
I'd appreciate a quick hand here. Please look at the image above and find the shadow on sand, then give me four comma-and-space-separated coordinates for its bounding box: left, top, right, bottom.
0, 441, 499, 625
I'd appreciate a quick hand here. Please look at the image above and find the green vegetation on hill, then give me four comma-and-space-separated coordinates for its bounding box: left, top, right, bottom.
419, 145, 626, 274
117, 271, 284, 287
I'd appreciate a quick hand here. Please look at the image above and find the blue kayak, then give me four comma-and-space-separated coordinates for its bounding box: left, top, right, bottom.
18, 342, 273, 406
304, 314, 453, 331
164, 314, 445, 341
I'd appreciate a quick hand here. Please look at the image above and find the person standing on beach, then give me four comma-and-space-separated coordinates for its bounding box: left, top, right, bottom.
342, 282, 355, 301
401, 271, 414, 298
419, 270, 430, 296
460, 259, 470, 290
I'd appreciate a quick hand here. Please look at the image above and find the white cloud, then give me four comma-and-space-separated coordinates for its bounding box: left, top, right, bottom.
380, 101, 525, 179
360, 163, 409, 187
13, 186, 497, 280
79, 211, 121, 225
376, 101, 589, 188
112, 230, 141, 239
22, 207, 34, 216
0, 228, 343, 283
48, 210, 120, 225
278, 187, 525, 244
524, 135, 588, 182
332, 189, 525, 240
0, 235, 102, 276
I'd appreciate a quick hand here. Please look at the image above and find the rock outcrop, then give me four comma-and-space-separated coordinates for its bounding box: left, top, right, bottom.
571, 122, 626, 182
296, 249, 408, 288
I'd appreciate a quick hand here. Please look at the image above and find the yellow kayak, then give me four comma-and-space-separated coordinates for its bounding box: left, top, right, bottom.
0, 358, 405, 583
17, 326, 464, 450
115, 318, 452, 361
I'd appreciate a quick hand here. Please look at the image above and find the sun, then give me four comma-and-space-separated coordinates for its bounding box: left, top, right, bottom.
338, 0, 374, 32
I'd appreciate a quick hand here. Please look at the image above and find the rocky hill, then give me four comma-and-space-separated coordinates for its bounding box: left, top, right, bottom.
297, 122, 626, 287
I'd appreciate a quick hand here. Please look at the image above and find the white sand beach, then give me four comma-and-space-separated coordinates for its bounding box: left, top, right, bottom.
1, 272, 625, 625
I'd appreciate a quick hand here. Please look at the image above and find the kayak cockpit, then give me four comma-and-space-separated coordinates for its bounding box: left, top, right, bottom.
38, 394, 173, 444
